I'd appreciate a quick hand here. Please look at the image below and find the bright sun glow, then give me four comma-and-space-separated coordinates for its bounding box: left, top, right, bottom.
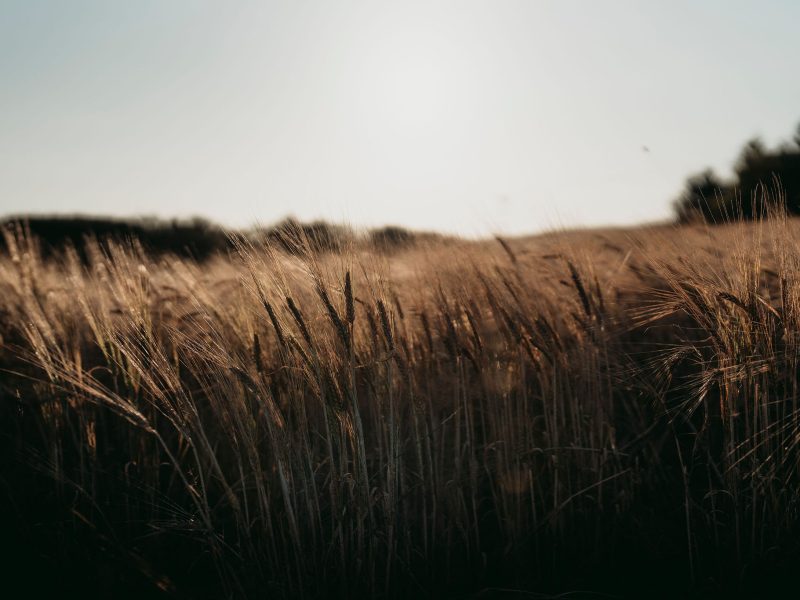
1, 1, 800, 235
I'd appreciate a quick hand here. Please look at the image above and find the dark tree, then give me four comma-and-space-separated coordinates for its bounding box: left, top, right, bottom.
674, 169, 729, 223
675, 124, 800, 223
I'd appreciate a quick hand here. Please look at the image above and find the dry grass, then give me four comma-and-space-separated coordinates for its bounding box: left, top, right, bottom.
3, 216, 800, 597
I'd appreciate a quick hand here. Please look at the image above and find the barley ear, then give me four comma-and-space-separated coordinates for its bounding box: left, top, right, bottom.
377, 299, 394, 351
344, 271, 355, 324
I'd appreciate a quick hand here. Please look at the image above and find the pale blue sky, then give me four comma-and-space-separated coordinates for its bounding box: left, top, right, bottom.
2, 1, 799, 236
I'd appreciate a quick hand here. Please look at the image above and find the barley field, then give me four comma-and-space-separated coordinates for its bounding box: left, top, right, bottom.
3, 217, 800, 598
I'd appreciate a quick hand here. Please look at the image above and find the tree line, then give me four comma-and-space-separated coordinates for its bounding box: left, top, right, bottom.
0, 215, 430, 262
675, 123, 800, 222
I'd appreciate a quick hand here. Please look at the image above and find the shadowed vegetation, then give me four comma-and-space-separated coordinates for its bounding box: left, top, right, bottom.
675, 123, 800, 223
0, 216, 432, 263
3, 213, 800, 598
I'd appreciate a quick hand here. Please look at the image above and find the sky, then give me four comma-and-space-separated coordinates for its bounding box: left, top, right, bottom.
2, 1, 800, 237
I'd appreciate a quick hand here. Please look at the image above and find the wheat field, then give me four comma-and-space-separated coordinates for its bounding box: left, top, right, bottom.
3, 216, 800, 598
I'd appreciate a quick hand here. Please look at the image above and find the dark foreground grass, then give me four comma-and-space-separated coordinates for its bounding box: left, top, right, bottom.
3, 217, 800, 598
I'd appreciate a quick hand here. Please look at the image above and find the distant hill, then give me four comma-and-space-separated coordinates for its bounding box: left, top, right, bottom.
0, 215, 437, 261
0, 216, 229, 261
